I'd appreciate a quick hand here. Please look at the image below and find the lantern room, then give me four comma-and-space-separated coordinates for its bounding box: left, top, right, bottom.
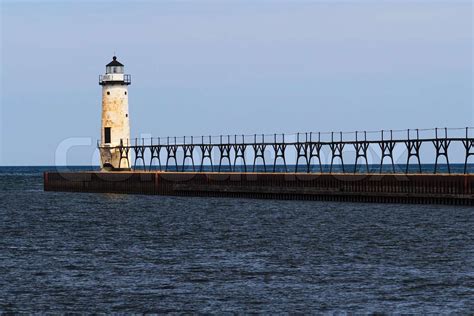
99, 56, 131, 85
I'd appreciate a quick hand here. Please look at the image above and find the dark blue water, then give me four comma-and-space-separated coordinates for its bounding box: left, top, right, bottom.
1, 166, 473, 313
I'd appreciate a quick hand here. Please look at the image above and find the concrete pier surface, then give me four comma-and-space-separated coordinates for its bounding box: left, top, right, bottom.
44, 171, 473, 205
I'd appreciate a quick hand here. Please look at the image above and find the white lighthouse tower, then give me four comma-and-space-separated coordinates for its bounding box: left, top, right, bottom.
99, 56, 131, 171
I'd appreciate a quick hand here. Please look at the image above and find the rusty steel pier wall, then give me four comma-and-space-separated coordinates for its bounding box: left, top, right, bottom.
43, 171, 473, 205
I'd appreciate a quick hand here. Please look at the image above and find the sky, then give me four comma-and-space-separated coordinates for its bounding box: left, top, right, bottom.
0, 0, 473, 166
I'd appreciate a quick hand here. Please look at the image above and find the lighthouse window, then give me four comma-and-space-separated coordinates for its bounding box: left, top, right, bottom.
107, 91, 110, 95
104, 127, 111, 144
124, 91, 127, 95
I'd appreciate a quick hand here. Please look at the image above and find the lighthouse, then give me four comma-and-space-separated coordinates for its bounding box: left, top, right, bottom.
99, 56, 131, 171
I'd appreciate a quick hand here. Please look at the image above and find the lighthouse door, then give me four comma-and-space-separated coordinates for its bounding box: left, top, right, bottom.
104, 127, 111, 144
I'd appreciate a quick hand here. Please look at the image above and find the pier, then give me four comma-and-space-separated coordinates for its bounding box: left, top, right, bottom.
43, 57, 474, 205
44, 171, 473, 205
45, 127, 474, 205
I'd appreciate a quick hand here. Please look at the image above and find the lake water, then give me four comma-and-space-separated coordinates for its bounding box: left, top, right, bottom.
1, 166, 473, 313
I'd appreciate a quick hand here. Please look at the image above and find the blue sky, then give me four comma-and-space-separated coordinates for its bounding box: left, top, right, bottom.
1, 1, 472, 165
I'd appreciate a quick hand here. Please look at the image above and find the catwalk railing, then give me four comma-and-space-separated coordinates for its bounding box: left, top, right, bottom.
98, 127, 474, 174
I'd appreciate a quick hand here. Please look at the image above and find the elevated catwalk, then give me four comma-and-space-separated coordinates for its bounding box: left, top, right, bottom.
44, 171, 473, 205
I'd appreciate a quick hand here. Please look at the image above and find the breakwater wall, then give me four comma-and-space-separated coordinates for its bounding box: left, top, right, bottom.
44, 172, 473, 205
